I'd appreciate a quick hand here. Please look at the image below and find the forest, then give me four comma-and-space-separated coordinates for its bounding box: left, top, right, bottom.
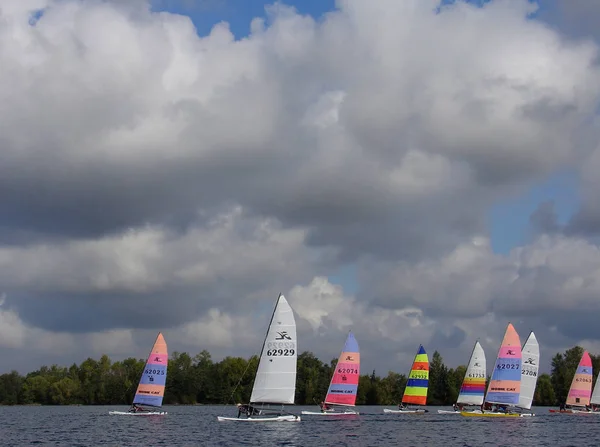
0, 346, 594, 406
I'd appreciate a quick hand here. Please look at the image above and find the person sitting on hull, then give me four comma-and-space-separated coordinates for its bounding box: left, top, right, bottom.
129, 404, 143, 413
237, 404, 260, 418
320, 402, 331, 412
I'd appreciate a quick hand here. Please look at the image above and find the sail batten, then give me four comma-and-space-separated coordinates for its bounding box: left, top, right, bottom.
566, 351, 593, 407
457, 341, 486, 406
132, 332, 168, 408
250, 294, 297, 405
517, 332, 539, 410
324, 332, 360, 406
402, 345, 429, 406
485, 323, 521, 405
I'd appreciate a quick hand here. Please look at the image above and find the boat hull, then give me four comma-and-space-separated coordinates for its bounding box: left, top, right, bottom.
109, 411, 167, 416
217, 414, 301, 422
460, 410, 533, 418
549, 409, 594, 414
383, 408, 428, 414
301, 410, 358, 416
437, 410, 460, 414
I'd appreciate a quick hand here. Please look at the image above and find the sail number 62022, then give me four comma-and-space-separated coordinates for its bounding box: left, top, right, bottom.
266, 341, 296, 357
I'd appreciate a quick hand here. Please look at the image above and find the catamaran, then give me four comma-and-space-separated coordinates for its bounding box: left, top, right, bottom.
217, 294, 301, 422
590, 369, 600, 413
461, 323, 530, 418
302, 331, 360, 416
109, 332, 168, 416
549, 351, 593, 414
384, 345, 429, 414
438, 341, 486, 414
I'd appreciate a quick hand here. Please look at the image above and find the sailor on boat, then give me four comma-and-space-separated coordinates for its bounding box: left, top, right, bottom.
237, 403, 260, 418
129, 404, 143, 413
319, 402, 332, 413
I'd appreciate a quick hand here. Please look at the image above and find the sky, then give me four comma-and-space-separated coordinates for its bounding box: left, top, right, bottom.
1, 0, 600, 381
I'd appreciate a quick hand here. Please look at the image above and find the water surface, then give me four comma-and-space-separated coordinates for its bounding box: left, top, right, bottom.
1, 405, 597, 446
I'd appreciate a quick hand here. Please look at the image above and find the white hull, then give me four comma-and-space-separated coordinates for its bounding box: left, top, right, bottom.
461, 409, 535, 418
383, 408, 427, 414
217, 414, 300, 422
109, 411, 167, 416
437, 410, 460, 414
301, 410, 359, 416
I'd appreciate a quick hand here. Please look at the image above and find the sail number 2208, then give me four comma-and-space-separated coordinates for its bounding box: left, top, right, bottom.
266, 342, 296, 357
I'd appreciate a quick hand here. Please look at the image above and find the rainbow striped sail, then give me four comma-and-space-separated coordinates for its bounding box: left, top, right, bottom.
402, 345, 429, 406
325, 332, 360, 406
457, 341, 486, 406
486, 323, 521, 405
133, 333, 168, 408
566, 351, 593, 407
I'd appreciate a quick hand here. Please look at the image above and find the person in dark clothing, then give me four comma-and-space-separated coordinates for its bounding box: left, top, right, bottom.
237, 404, 260, 418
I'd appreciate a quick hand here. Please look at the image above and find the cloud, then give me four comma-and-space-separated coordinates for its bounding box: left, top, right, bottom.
0, 0, 599, 373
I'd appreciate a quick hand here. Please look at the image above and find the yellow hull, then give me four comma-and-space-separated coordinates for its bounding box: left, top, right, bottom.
461, 411, 521, 418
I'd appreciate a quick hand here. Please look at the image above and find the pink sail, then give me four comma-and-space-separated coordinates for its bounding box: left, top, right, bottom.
133, 333, 168, 408
325, 332, 360, 406
485, 323, 521, 405
566, 351, 593, 407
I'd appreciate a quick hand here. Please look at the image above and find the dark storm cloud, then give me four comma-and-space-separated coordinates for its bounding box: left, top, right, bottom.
0, 0, 599, 374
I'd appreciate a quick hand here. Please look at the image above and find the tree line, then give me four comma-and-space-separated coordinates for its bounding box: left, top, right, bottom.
0, 346, 593, 406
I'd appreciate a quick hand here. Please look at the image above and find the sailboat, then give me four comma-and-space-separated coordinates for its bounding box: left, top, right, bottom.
461, 323, 527, 418
109, 332, 168, 416
549, 351, 593, 414
516, 332, 540, 416
217, 294, 301, 422
302, 331, 360, 416
589, 368, 600, 413
438, 341, 486, 414
383, 345, 429, 414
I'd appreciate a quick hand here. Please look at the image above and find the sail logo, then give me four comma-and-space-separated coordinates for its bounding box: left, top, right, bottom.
346, 355, 354, 361
506, 349, 516, 356
523, 357, 536, 365
473, 362, 481, 367
154, 356, 162, 362
275, 331, 292, 340
149, 376, 154, 382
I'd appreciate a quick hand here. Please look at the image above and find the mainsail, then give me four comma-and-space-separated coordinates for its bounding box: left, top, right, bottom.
402, 345, 429, 406
457, 341, 486, 406
132, 332, 168, 408
485, 323, 521, 405
591, 370, 600, 407
566, 351, 593, 408
325, 331, 360, 406
250, 294, 297, 404
518, 332, 539, 410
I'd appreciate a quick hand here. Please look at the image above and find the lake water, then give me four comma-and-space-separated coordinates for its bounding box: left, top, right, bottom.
1, 405, 598, 446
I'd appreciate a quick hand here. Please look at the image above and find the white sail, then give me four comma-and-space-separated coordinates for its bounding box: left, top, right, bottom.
250, 294, 297, 404
517, 332, 539, 410
457, 341, 486, 406
591, 374, 600, 405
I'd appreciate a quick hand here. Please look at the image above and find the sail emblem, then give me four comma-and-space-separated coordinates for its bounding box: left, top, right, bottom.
507, 349, 516, 356
276, 331, 292, 340
154, 356, 162, 362
474, 362, 481, 367
524, 357, 536, 365
346, 355, 354, 361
